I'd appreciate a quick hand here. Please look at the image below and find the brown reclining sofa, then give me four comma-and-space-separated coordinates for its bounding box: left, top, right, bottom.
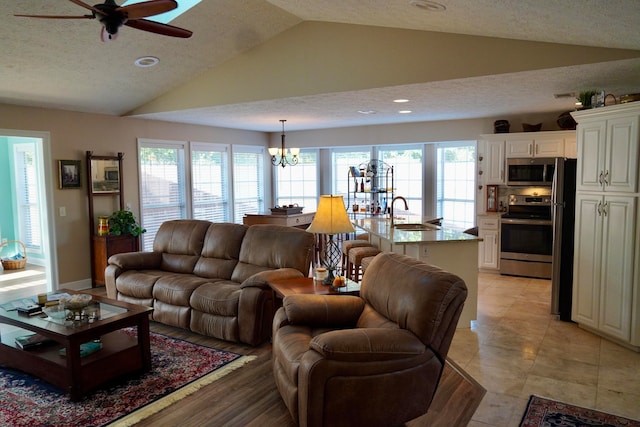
105, 219, 315, 345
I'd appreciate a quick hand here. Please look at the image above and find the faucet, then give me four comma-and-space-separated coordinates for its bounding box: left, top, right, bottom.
390, 196, 409, 227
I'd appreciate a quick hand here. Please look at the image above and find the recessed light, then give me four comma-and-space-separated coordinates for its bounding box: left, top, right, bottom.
135, 56, 159, 67
393, 99, 410, 103
358, 110, 377, 114
409, 0, 446, 12
398, 110, 412, 114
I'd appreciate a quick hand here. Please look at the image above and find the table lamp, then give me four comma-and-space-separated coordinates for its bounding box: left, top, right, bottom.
307, 195, 355, 285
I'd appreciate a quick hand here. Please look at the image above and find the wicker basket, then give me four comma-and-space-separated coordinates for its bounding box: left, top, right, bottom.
0, 240, 27, 270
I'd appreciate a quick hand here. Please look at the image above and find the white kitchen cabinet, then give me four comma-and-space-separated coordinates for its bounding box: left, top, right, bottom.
572, 194, 636, 342
571, 102, 640, 350
564, 134, 578, 159
477, 216, 499, 270
477, 137, 505, 187
486, 140, 505, 184
575, 107, 639, 193
505, 135, 565, 158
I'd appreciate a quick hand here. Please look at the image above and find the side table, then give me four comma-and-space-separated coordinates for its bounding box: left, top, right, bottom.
268, 277, 360, 305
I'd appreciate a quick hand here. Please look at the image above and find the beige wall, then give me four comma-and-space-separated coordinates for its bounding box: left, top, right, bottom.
1, 102, 564, 287
0, 104, 266, 286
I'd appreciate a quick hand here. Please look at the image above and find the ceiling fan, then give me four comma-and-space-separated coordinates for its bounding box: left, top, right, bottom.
15, 0, 193, 42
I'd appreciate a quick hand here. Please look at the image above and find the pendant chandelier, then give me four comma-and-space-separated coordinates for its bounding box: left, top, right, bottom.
269, 119, 299, 168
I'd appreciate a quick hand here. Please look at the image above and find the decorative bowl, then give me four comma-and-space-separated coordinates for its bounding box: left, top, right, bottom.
61, 294, 92, 311
42, 304, 67, 320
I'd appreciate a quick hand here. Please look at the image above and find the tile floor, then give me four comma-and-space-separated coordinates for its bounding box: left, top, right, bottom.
447, 272, 640, 426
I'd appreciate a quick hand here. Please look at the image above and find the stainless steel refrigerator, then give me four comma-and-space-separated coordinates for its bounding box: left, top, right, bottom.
550, 157, 577, 321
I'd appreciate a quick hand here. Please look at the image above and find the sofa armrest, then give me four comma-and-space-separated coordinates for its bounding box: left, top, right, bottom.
107, 251, 162, 270
240, 268, 304, 290
283, 294, 365, 328
310, 328, 425, 362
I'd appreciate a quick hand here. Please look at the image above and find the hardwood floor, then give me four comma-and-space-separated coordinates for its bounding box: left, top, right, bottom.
0, 264, 46, 303
82, 287, 485, 426
1, 278, 484, 426
136, 323, 484, 427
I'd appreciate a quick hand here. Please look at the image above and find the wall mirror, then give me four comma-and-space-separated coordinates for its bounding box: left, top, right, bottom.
90, 158, 120, 193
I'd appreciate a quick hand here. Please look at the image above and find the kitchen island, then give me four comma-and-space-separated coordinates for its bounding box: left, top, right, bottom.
353, 217, 480, 328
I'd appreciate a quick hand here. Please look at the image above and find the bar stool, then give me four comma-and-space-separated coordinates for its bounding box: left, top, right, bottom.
341, 238, 372, 274
347, 246, 381, 282
360, 255, 377, 276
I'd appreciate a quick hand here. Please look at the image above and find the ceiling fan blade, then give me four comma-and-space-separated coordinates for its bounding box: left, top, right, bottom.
68, 0, 107, 17
14, 14, 94, 19
117, 0, 178, 20
125, 19, 192, 38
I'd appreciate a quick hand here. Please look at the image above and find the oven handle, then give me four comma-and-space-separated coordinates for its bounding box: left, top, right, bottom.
501, 218, 553, 226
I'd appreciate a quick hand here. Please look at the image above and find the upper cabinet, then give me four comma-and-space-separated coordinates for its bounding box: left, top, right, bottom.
477, 137, 505, 186
573, 103, 640, 193
505, 133, 570, 158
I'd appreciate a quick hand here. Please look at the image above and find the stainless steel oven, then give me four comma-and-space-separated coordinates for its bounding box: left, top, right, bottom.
500, 194, 553, 279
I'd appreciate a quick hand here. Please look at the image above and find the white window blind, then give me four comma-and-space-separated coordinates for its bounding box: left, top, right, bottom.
191, 143, 230, 222
379, 146, 423, 218
332, 149, 371, 199
436, 143, 476, 230
138, 141, 188, 250
13, 143, 41, 251
232, 147, 264, 223
275, 149, 319, 212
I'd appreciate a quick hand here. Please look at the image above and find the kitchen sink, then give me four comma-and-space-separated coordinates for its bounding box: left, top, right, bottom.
393, 223, 438, 231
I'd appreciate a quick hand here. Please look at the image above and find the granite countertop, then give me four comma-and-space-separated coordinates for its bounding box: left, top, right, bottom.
353, 217, 481, 245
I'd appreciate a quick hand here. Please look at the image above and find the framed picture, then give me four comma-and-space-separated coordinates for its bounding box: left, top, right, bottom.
58, 160, 81, 189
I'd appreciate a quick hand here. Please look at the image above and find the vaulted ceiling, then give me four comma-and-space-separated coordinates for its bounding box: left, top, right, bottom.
2, 0, 640, 131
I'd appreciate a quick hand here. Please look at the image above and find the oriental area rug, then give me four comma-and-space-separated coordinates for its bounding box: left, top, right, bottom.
0, 330, 255, 427
520, 395, 640, 427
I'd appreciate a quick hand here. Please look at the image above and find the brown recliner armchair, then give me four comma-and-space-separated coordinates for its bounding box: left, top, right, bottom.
272, 252, 467, 427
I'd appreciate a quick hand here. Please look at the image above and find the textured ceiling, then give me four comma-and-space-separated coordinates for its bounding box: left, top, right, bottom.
2, 0, 640, 131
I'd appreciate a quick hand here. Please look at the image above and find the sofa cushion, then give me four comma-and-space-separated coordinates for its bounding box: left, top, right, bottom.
193, 223, 246, 279
231, 225, 314, 283
153, 274, 211, 306
154, 220, 211, 274
190, 281, 242, 316
115, 269, 165, 299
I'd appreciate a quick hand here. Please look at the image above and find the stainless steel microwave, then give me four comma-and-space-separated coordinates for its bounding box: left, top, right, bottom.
507, 158, 556, 186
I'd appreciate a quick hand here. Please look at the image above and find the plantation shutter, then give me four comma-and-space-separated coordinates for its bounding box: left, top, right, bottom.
14, 143, 42, 250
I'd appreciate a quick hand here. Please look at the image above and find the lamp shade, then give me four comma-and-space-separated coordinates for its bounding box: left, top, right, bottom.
307, 195, 355, 234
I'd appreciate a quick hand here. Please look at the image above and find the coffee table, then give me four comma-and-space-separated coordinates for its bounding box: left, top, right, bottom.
0, 290, 153, 401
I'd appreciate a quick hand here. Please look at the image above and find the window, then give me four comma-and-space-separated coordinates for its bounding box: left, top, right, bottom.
13, 143, 42, 251
275, 149, 319, 211
232, 146, 265, 223
138, 140, 188, 250
378, 146, 423, 218
191, 143, 230, 222
436, 143, 476, 230
332, 148, 371, 202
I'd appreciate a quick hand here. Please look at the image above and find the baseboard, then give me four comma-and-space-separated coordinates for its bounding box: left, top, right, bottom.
58, 278, 93, 291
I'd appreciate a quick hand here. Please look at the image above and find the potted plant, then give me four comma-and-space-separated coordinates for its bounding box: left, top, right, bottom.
107, 210, 146, 237
577, 90, 598, 109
